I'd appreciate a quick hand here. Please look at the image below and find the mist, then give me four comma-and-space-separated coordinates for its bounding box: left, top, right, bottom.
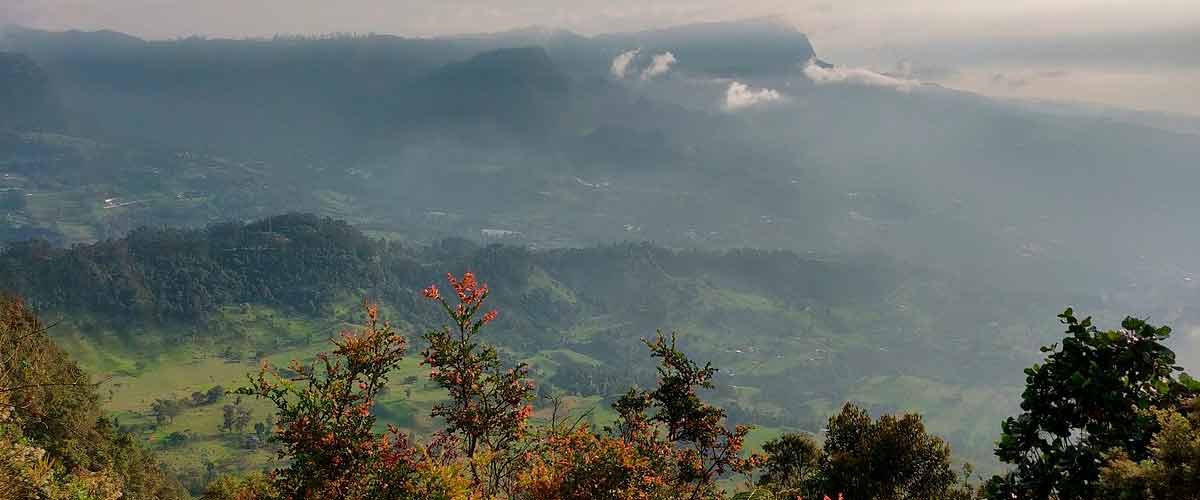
2, 4, 1199, 493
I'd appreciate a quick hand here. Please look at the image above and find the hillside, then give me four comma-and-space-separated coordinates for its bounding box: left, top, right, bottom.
1, 17, 1199, 498
0, 21, 1197, 312
0, 52, 63, 131
0, 214, 1086, 485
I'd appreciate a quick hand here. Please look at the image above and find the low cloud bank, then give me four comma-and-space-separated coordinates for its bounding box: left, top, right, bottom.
611, 49, 677, 80
803, 62, 920, 90
723, 81, 785, 111
641, 51, 676, 80
610, 49, 640, 79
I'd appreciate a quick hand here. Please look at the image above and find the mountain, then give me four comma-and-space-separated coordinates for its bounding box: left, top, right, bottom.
3, 17, 1200, 490
406, 47, 571, 134
0, 52, 63, 131
598, 16, 818, 77
3, 19, 1199, 303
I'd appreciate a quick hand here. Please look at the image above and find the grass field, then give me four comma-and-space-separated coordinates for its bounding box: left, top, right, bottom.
45, 280, 1018, 490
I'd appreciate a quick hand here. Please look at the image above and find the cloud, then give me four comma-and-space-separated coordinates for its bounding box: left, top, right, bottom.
640, 51, 677, 80
990, 69, 1070, 89
723, 81, 786, 111
803, 61, 920, 90
610, 48, 640, 79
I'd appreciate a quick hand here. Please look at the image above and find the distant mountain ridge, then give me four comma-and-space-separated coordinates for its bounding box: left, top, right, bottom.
0, 51, 63, 131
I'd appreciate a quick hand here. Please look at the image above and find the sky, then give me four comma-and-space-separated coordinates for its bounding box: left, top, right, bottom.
4, 0, 1200, 115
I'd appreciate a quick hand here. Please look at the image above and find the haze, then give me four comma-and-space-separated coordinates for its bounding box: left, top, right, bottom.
7, 0, 1200, 114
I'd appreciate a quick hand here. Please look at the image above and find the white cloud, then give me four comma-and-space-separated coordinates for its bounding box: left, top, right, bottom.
723, 81, 786, 111
610, 48, 640, 79
640, 51, 677, 80
803, 61, 920, 90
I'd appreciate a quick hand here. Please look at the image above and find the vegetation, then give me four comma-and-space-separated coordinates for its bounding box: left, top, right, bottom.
1099, 399, 1200, 499
4, 258, 1200, 498
985, 309, 1200, 499
0, 214, 1053, 467
0, 294, 184, 499
4, 16, 1200, 500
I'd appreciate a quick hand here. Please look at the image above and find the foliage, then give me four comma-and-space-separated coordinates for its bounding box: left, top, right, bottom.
200, 473, 277, 500
610, 332, 763, 500
221, 402, 253, 433
986, 309, 1200, 500
0, 294, 184, 499
419, 271, 535, 495
756, 432, 822, 497
820, 403, 972, 500
514, 417, 674, 500
1099, 398, 1200, 500
236, 301, 455, 499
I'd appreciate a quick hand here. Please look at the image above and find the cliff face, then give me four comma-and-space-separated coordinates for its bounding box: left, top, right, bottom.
0, 52, 63, 132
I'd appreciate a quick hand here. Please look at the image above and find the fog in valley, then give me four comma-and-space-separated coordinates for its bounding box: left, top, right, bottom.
2, 2, 1199, 494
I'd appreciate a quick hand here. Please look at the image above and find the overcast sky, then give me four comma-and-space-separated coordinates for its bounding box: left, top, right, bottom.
5, 0, 1199, 115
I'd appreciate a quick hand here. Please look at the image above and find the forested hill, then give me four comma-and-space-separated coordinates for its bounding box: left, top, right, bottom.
0, 214, 1074, 468
0, 213, 891, 327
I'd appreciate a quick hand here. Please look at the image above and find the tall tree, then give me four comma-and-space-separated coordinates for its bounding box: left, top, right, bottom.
756, 432, 822, 497
986, 309, 1200, 499
820, 403, 969, 500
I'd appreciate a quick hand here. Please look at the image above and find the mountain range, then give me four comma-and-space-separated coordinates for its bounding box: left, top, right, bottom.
1, 17, 1199, 482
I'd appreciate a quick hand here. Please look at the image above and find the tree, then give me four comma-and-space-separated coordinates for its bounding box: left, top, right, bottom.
1099, 398, 1200, 500
419, 272, 535, 495
153, 398, 183, 425
986, 309, 1200, 500
609, 333, 762, 500
237, 301, 460, 499
221, 402, 252, 433
756, 432, 822, 497
515, 417, 674, 499
206, 385, 226, 404
820, 403, 968, 500
165, 431, 190, 447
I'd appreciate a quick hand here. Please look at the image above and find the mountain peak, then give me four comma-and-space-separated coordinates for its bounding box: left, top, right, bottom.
600, 17, 816, 77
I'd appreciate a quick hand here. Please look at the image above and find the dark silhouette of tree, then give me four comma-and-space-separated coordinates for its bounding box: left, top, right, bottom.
986, 309, 1200, 500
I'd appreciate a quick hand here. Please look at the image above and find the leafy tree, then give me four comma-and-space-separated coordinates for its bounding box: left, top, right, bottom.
165, 431, 190, 447
515, 417, 674, 500
206, 385, 226, 404
820, 403, 969, 500
221, 402, 253, 433
756, 432, 822, 497
419, 271, 535, 495
986, 309, 1200, 499
1099, 398, 1200, 500
153, 397, 183, 425
609, 332, 762, 500
237, 301, 462, 499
